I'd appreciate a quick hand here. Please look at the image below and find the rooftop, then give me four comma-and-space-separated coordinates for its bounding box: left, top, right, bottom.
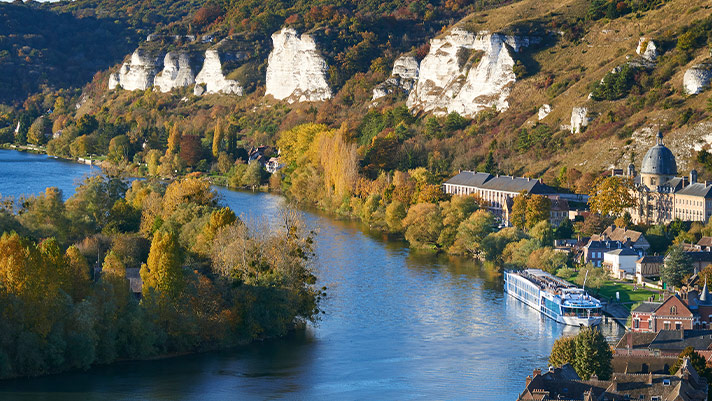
445, 171, 555, 194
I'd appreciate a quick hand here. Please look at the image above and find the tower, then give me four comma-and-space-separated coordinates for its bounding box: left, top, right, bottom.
640, 131, 677, 190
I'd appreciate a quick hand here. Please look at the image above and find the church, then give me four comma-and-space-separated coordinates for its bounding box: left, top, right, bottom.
621, 132, 712, 225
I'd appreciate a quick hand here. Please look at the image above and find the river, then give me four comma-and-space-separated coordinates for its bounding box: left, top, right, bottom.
0, 149, 624, 400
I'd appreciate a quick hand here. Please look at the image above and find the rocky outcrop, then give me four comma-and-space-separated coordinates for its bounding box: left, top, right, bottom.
372, 55, 420, 100
636, 37, 658, 62
109, 49, 161, 91
406, 28, 536, 118
570, 107, 589, 133
538, 104, 552, 120
109, 46, 245, 96
154, 52, 196, 93
194, 49, 243, 95
265, 28, 332, 103
683, 61, 712, 95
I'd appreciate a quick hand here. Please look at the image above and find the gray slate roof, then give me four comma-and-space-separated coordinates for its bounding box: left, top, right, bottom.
677, 182, 712, 198
606, 248, 640, 256
445, 171, 555, 194
649, 330, 712, 351
632, 301, 663, 314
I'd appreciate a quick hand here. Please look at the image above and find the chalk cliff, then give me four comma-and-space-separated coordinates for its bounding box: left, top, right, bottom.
108, 49, 161, 91
194, 49, 243, 95
405, 28, 536, 118
265, 28, 332, 103
683, 61, 712, 95
154, 52, 196, 93
372, 55, 420, 100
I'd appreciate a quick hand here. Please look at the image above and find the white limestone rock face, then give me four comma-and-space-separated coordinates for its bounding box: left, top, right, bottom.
683, 62, 712, 95
195, 49, 243, 95
154, 52, 196, 93
372, 55, 420, 100
636, 37, 658, 62
112, 49, 162, 91
265, 28, 332, 103
538, 104, 552, 120
570, 107, 589, 133
406, 28, 535, 118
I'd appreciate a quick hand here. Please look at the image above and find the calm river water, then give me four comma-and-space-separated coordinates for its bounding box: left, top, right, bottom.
0, 149, 624, 400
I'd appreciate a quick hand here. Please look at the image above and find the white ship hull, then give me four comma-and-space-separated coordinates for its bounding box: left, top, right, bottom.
504, 269, 602, 327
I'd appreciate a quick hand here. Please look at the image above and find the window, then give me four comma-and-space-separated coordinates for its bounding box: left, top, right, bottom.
664, 322, 671, 330
670, 306, 677, 315
633, 319, 639, 329
675, 322, 682, 330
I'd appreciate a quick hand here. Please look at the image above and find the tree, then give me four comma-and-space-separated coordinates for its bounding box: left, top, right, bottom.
65, 245, 91, 302
212, 119, 223, 157
510, 194, 528, 229
179, 135, 203, 167
574, 264, 607, 290
438, 196, 479, 250
574, 326, 612, 380
452, 209, 496, 255
108, 135, 130, 164
167, 124, 181, 155
402, 203, 443, 250
549, 336, 576, 368
525, 195, 551, 229
242, 162, 266, 189
140, 231, 185, 300
530, 220, 554, 246
27, 116, 51, 145
102, 251, 126, 279
527, 247, 568, 274
669, 347, 712, 383
385, 201, 407, 232
588, 176, 634, 217
662, 245, 693, 288
478, 151, 496, 174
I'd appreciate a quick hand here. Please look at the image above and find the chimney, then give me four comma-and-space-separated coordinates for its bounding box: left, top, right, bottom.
525, 375, 532, 387
647, 372, 653, 385
533, 368, 542, 377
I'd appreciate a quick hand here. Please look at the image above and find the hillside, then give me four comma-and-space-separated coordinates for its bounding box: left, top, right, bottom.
1, 0, 712, 195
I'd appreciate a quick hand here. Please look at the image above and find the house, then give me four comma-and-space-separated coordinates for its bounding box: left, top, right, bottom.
697, 237, 712, 251
685, 252, 712, 275
125, 268, 143, 298
583, 239, 630, 267
636, 255, 664, 284
517, 359, 707, 401
630, 284, 712, 332
265, 157, 284, 174
549, 197, 570, 228
603, 248, 640, 279
593, 225, 651, 253
615, 329, 712, 362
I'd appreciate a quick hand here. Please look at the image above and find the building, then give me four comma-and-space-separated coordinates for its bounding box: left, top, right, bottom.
630, 285, 712, 332
616, 329, 712, 362
593, 225, 651, 253
621, 132, 712, 225
636, 255, 664, 284
517, 360, 707, 401
603, 248, 640, 279
583, 239, 636, 267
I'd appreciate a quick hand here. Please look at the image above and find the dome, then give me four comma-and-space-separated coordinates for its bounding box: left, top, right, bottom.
641, 132, 677, 176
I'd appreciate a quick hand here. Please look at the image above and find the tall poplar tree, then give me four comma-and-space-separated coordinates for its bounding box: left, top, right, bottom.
212, 119, 223, 157
140, 231, 185, 300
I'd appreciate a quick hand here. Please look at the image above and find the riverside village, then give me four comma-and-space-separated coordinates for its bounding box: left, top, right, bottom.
446, 134, 712, 400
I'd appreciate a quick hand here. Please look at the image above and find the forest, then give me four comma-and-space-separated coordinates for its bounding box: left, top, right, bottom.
0, 175, 320, 378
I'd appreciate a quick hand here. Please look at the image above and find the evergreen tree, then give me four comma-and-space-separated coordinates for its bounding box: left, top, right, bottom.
662, 245, 693, 288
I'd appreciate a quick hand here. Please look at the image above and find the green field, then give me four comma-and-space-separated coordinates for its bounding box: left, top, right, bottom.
592, 281, 660, 312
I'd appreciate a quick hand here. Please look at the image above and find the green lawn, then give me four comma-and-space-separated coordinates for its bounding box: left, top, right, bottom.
592, 281, 659, 311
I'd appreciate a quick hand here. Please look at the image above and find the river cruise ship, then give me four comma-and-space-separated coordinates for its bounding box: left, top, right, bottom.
504, 269, 603, 327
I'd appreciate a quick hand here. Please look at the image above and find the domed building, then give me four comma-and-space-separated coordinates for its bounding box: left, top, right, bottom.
622, 131, 712, 225
640, 131, 677, 190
